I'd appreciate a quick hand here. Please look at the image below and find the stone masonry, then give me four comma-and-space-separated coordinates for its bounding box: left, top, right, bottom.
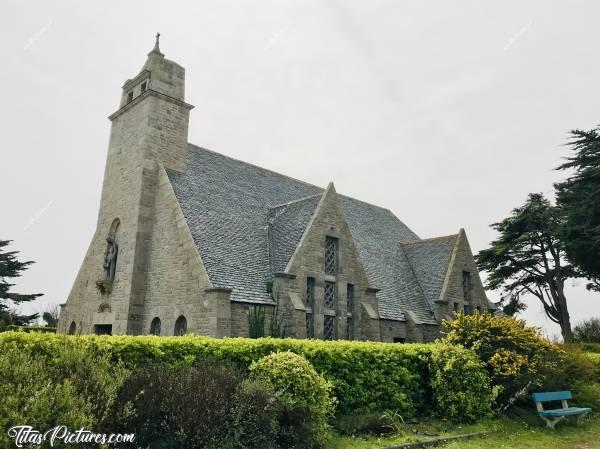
58, 38, 496, 341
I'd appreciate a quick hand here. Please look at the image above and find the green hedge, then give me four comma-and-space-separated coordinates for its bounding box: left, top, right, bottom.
0, 332, 490, 419
581, 343, 600, 354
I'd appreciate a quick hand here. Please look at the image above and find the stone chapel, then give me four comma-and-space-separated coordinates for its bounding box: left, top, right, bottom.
58, 36, 496, 342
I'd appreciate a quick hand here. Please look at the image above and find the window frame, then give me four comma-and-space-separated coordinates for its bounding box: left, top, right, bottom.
324, 236, 338, 274
324, 315, 335, 340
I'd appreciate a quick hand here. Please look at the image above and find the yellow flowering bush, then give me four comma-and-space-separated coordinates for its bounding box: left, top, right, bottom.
441, 312, 560, 406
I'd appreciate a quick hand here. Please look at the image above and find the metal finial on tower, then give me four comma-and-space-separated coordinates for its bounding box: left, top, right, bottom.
153, 32, 161, 53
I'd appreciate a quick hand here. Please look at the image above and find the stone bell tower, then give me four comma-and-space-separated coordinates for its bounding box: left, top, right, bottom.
59, 35, 194, 335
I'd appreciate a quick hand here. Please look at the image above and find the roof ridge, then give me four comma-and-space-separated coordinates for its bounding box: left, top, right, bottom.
186, 143, 408, 216
188, 144, 324, 191
400, 233, 458, 245
267, 193, 323, 209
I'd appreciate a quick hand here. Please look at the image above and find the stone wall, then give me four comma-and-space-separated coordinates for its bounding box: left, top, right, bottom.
139, 165, 214, 336
59, 95, 157, 335
278, 184, 378, 341
58, 52, 194, 336
437, 229, 491, 320
379, 319, 408, 343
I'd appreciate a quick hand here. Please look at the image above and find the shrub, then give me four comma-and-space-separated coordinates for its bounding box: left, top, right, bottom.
52, 341, 130, 426
0, 341, 128, 449
441, 312, 560, 407
109, 363, 245, 448
108, 362, 281, 449
0, 332, 431, 417
0, 332, 490, 423
428, 344, 495, 422
540, 345, 600, 409
250, 352, 335, 448
231, 379, 281, 449
574, 318, 600, 343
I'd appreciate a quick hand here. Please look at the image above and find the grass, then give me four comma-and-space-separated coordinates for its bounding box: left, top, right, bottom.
328, 415, 600, 449
329, 419, 489, 449
442, 415, 600, 449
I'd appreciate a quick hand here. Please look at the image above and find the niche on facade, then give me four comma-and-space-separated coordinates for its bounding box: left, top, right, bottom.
96, 218, 120, 295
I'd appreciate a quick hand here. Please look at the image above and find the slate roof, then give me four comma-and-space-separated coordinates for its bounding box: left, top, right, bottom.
268, 194, 322, 274
166, 144, 441, 323
401, 235, 458, 309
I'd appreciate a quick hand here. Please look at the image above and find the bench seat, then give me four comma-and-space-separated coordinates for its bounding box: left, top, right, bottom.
539, 407, 592, 417
532, 391, 592, 429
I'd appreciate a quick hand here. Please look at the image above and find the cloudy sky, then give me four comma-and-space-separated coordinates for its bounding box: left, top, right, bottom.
1, 0, 598, 338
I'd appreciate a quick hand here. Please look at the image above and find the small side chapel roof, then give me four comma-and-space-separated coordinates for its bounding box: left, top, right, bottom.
401, 235, 459, 308
167, 145, 439, 323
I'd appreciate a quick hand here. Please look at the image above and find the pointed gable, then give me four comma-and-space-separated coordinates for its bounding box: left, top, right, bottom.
267, 194, 322, 274
401, 235, 458, 306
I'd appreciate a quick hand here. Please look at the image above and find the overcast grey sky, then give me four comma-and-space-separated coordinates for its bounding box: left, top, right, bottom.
1, 0, 598, 337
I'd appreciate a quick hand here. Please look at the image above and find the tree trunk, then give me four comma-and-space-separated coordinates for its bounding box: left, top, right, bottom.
555, 282, 573, 342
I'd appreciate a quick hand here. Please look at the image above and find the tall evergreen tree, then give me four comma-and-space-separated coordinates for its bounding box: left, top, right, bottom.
0, 240, 43, 327
476, 194, 578, 341
555, 127, 600, 292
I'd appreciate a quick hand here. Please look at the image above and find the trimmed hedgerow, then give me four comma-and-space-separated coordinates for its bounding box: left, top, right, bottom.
0, 332, 491, 420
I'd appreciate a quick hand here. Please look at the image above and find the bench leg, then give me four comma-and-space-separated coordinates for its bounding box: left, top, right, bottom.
540, 415, 565, 430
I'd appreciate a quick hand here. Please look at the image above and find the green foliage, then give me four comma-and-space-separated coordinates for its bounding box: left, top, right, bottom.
268, 304, 286, 338
0, 239, 43, 327
555, 127, 600, 291
0, 332, 492, 423
541, 345, 600, 409
379, 410, 406, 435
0, 340, 129, 449
428, 344, 495, 422
108, 363, 279, 449
574, 318, 600, 343
581, 342, 600, 353
441, 313, 560, 408
0, 343, 89, 449
231, 379, 282, 449
497, 294, 527, 317
248, 306, 266, 338
250, 352, 335, 448
42, 305, 59, 327
476, 193, 577, 341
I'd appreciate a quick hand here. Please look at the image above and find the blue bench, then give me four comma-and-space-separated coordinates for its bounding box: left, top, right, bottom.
532, 391, 592, 429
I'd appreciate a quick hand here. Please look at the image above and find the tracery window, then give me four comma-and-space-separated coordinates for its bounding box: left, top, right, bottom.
324, 281, 336, 309
324, 237, 338, 274
324, 315, 335, 340
462, 271, 472, 302
306, 277, 315, 306
346, 284, 354, 313
306, 313, 314, 338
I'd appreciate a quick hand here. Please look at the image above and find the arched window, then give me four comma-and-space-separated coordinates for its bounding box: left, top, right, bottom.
150, 317, 161, 336
174, 316, 187, 336
68, 321, 76, 335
